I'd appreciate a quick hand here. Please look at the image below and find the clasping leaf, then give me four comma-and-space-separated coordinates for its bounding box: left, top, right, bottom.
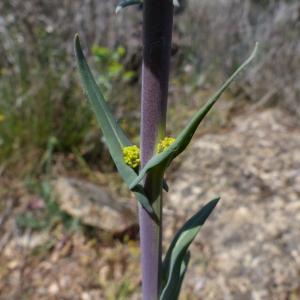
75, 34, 154, 216
129, 44, 258, 190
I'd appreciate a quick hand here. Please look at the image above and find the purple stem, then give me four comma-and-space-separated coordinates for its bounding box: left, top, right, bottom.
139, 1, 174, 299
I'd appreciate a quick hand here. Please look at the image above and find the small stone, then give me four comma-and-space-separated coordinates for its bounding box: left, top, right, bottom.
81, 292, 91, 300
48, 282, 59, 295
53, 177, 136, 232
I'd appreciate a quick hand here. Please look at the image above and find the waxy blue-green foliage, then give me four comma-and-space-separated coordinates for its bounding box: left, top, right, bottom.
161, 197, 220, 300
75, 29, 257, 298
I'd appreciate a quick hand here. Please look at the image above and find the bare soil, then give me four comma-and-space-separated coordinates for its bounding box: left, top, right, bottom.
0, 108, 299, 300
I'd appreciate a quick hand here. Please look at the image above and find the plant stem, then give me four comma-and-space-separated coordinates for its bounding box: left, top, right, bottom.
139, 1, 174, 299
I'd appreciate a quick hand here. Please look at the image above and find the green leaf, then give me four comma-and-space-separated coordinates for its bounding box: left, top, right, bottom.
74, 34, 154, 216
116, 0, 142, 14
129, 44, 258, 189
160, 197, 220, 300
165, 251, 190, 300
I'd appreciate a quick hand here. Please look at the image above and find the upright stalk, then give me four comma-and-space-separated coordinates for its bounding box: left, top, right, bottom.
139, 1, 174, 299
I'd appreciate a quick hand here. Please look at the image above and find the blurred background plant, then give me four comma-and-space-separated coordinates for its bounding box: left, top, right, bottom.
16, 136, 79, 232
92, 44, 137, 96
0, 14, 93, 171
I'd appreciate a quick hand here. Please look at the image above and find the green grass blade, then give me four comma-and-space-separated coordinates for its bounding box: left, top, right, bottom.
74, 34, 154, 215
129, 44, 258, 189
160, 198, 220, 300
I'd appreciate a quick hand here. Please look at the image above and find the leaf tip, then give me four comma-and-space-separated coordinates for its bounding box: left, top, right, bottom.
74, 33, 80, 46
163, 179, 169, 192
253, 42, 259, 55
115, 6, 122, 14
74, 33, 81, 54
173, 0, 180, 7
212, 196, 221, 207
247, 42, 259, 65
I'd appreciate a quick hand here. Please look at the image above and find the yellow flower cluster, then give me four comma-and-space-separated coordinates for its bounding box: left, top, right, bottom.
123, 145, 140, 169
0, 114, 5, 123
157, 137, 176, 153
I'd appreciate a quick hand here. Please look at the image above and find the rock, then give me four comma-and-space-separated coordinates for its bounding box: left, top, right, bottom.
53, 177, 136, 232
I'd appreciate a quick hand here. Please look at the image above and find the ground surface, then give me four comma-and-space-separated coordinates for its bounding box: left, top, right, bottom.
165, 108, 300, 300
0, 108, 299, 300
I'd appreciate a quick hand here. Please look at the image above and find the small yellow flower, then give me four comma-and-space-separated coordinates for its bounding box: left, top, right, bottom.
0, 114, 5, 123
123, 145, 140, 169
157, 137, 176, 153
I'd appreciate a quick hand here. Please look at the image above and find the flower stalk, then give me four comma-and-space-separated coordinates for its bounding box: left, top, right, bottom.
139, 0, 174, 299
